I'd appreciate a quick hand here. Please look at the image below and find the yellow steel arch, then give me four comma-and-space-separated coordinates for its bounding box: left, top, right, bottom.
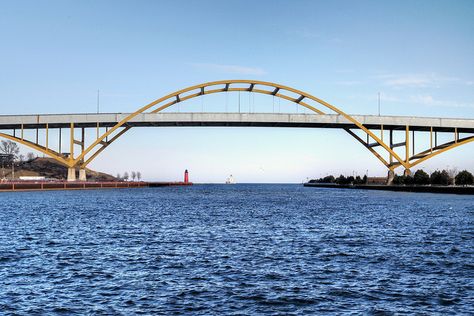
2, 80, 471, 173
0, 132, 70, 166
73, 80, 408, 169
408, 135, 474, 169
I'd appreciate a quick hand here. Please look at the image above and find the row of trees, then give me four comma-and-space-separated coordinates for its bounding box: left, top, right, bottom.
309, 169, 474, 186
310, 174, 368, 185
1, 141, 37, 180
393, 169, 474, 186
116, 171, 142, 182
1, 140, 36, 165
1, 140, 19, 168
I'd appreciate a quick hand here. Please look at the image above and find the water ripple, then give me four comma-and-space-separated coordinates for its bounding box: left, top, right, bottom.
0, 185, 473, 315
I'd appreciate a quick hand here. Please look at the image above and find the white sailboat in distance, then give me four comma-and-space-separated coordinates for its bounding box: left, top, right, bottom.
225, 175, 236, 184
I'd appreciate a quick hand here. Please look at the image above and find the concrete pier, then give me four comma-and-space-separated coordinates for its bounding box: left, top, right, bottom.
0, 181, 190, 192
387, 170, 395, 185
303, 182, 474, 195
67, 168, 76, 182
79, 169, 87, 181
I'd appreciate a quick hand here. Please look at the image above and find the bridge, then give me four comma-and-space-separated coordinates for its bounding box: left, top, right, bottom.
1, 80, 473, 182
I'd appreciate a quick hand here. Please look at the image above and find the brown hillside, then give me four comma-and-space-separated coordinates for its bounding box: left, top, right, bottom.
1, 158, 116, 181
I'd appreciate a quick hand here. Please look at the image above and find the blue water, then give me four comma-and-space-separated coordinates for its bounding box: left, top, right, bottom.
0, 184, 473, 315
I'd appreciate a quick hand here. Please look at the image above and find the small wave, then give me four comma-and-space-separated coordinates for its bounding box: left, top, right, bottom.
438, 295, 460, 306
52, 306, 74, 314
263, 296, 318, 307
448, 246, 461, 254
264, 272, 283, 280
0, 256, 14, 263
366, 307, 396, 315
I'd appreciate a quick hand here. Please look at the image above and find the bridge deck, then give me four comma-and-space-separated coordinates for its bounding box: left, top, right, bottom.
1, 113, 474, 133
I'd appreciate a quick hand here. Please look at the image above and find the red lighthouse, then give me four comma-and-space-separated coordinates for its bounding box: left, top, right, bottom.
184, 169, 189, 184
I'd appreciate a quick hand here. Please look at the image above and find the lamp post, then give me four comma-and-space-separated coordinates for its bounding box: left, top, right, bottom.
378, 92, 381, 116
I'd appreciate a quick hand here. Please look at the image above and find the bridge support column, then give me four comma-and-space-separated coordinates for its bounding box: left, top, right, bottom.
387, 170, 395, 185
79, 169, 87, 182
404, 169, 411, 177
67, 168, 76, 182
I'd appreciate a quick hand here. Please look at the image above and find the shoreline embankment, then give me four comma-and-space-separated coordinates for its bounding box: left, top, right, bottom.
303, 182, 474, 195
0, 181, 192, 192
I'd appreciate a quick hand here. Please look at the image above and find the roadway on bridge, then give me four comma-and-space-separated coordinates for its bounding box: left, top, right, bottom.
1, 113, 474, 133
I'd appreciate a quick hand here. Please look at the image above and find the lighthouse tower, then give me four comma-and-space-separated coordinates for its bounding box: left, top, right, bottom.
184, 169, 189, 184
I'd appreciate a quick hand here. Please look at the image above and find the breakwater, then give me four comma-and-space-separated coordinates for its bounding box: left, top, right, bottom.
0, 181, 192, 192
303, 182, 474, 194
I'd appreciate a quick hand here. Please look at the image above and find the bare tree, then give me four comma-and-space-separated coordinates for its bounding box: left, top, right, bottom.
0, 141, 20, 180
116, 173, 121, 181
123, 172, 129, 181
446, 166, 458, 185
0, 154, 13, 179
0, 140, 19, 158
137, 171, 142, 181
131, 171, 136, 181
18, 154, 25, 163
26, 152, 36, 161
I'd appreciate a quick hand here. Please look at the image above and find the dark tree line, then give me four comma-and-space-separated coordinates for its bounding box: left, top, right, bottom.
455, 170, 474, 186
309, 174, 368, 185
116, 171, 142, 182
393, 169, 473, 186
309, 169, 474, 186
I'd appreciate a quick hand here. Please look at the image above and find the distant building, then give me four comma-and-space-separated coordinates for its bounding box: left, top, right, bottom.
367, 177, 387, 185
19, 176, 46, 181
0, 154, 14, 166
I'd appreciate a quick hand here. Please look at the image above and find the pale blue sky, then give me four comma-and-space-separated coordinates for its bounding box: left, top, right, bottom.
1, 0, 473, 182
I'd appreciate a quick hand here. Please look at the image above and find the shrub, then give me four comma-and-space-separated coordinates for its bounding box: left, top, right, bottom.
455, 170, 474, 186
354, 175, 363, 185
404, 175, 415, 185
413, 169, 430, 185
392, 174, 404, 185
322, 175, 335, 183
430, 171, 441, 184
391, 174, 414, 186
430, 170, 450, 185
335, 175, 350, 185
440, 170, 451, 185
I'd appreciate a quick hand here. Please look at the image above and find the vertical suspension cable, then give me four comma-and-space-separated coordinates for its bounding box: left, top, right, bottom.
248, 92, 250, 113
225, 91, 228, 112
201, 94, 204, 112
252, 93, 255, 113
238, 91, 241, 113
